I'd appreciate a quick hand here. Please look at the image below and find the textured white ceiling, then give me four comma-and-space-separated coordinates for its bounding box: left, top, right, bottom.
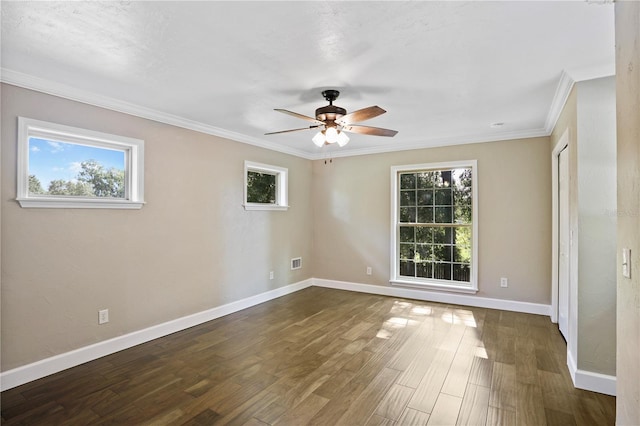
1, 1, 614, 159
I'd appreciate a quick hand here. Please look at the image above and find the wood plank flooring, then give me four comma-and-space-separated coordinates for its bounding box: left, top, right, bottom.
1, 287, 615, 425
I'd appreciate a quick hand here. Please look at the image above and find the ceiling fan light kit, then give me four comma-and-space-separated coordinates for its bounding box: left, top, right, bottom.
312, 131, 326, 147
312, 127, 350, 147
266, 89, 397, 148
336, 130, 350, 147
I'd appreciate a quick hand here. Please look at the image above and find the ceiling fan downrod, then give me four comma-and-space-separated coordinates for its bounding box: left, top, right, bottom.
321, 89, 340, 105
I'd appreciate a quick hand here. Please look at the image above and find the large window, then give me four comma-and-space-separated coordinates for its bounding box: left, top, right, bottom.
243, 161, 288, 211
17, 117, 144, 209
391, 160, 477, 292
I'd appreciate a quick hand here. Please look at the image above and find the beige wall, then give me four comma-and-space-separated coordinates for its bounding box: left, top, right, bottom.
1, 84, 313, 371
575, 77, 617, 376
550, 77, 618, 379
0, 84, 555, 375
312, 137, 552, 304
550, 84, 579, 366
615, 2, 640, 423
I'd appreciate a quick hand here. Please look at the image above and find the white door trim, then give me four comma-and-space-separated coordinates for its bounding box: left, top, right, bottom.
551, 129, 570, 324
557, 146, 570, 339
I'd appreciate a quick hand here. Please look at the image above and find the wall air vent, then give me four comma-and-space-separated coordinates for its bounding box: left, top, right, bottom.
291, 257, 302, 270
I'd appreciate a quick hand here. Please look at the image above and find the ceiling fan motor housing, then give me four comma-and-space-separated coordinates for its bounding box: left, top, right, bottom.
316, 89, 346, 125
315, 104, 346, 124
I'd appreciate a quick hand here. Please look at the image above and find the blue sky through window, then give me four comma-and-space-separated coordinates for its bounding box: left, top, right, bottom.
29, 137, 125, 188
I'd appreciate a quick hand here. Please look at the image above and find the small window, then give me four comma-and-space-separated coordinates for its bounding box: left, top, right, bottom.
17, 117, 144, 209
391, 160, 478, 293
243, 161, 288, 211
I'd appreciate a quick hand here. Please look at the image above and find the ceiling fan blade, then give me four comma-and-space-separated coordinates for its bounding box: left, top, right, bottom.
274, 109, 325, 125
264, 125, 320, 135
337, 105, 386, 125
342, 125, 398, 137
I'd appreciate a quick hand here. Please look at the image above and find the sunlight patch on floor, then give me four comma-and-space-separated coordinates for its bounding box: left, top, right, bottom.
410, 306, 432, 316
474, 346, 488, 359
440, 309, 477, 327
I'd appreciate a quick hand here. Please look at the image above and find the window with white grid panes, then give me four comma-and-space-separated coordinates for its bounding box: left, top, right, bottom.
392, 162, 477, 291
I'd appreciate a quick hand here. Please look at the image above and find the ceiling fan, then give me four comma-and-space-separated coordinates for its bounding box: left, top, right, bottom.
265, 90, 398, 147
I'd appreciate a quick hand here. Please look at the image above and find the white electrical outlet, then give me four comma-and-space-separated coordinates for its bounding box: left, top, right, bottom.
366, 266, 372, 275
269, 271, 274, 280
99, 309, 109, 324
500, 277, 508, 288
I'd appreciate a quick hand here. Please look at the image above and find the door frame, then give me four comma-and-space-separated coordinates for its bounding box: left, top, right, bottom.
551, 129, 570, 325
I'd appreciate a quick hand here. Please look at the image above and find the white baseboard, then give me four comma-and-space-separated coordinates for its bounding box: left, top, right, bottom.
567, 349, 616, 396
3, 277, 616, 396
0, 279, 313, 391
312, 278, 552, 316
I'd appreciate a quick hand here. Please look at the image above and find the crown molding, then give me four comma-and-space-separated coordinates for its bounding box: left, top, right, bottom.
2, 67, 600, 161
308, 127, 550, 160
0, 68, 315, 160
544, 70, 576, 135
544, 65, 616, 135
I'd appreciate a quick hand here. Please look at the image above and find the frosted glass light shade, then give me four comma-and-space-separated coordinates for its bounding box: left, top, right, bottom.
325, 127, 338, 143
312, 131, 325, 147
336, 131, 350, 147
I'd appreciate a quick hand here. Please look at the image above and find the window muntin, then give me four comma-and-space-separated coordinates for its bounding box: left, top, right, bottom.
17, 117, 144, 209
391, 161, 477, 292
243, 161, 288, 211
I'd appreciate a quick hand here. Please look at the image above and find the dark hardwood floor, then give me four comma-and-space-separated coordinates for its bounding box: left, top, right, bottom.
1, 287, 615, 425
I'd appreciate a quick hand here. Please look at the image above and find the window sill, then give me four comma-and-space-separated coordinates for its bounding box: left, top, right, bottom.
390, 279, 478, 294
17, 198, 145, 209
243, 204, 289, 211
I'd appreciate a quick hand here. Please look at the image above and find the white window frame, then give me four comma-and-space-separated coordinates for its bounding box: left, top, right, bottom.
390, 160, 478, 293
243, 161, 288, 211
16, 117, 145, 209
